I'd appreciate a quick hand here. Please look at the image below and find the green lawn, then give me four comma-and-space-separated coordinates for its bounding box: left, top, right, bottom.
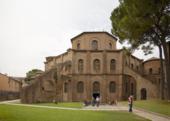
0, 104, 149, 121
34, 102, 83, 108
120, 100, 170, 116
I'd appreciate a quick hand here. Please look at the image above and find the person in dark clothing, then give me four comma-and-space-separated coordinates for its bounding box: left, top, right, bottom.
128, 95, 133, 112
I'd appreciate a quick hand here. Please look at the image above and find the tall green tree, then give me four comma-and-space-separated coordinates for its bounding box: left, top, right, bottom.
25, 69, 43, 83
110, 0, 170, 99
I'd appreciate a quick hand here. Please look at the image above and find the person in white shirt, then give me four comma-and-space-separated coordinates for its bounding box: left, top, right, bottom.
96, 96, 100, 107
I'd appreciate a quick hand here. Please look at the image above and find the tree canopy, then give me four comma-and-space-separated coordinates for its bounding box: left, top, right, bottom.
25, 69, 43, 83
110, 0, 170, 99
111, 0, 170, 47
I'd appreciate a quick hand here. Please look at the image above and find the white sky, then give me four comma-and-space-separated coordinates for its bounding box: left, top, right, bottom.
0, 0, 159, 77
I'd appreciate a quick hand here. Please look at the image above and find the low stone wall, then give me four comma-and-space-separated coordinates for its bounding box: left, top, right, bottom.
0, 90, 20, 101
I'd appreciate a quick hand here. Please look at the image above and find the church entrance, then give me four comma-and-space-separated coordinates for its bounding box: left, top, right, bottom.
92, 81, 100, 100
92, 92, 100, 99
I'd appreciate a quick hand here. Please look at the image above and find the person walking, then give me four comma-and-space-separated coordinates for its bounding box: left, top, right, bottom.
128, 95, 133, 112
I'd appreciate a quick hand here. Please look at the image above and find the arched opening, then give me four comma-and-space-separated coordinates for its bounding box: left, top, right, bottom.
92, 40, 98, 50
149, 68, 153, 74
109, 81, 116, 93
64, 82, 68, 93
77, 43, 80, 50
110, 59, 116, 72
92, 81, 100, 99
109, 43, 112, 49
131, 64, 134, 69
123, 75, 136, 100
93, 59, 100, 72
78, 59, 83, 73
141, 88, 147, 100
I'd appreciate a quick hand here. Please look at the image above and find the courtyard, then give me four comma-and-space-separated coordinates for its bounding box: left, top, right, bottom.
0, 100, 170, 121
0, 104, 148, 121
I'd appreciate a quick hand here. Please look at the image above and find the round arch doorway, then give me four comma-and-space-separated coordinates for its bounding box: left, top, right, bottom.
92, 81, 100, 99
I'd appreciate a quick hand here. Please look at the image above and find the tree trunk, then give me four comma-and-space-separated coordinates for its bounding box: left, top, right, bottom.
161, 39, 170, 100
158, 45, 165, 99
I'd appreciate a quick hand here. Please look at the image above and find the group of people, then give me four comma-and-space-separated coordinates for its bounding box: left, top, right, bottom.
83, 95, 134, 112
92, 96, 100, 107
84, 96, 100, 107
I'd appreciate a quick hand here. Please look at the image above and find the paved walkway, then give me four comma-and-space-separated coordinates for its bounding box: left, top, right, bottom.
0, 100, 170, 121
83, 105, 170, 121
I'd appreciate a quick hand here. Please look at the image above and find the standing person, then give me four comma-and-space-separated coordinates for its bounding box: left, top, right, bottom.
92, 97, 96, 106
128, 95, 133, 112
96, 96, 100, 107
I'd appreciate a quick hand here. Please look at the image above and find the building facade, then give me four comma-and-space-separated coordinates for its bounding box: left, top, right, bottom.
21, 32, 160, 103
0, 73, 22, 101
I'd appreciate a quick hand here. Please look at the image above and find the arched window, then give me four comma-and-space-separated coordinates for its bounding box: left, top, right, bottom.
109, 81, 116, 93
93, 59, 100, 72
93, 81, 100, 93
109, 43, 112, 49
64, 82, 68, 93
78, 59, 83, 73
77, 81, 84, 93
110, 59, 116, 71
158, 78, 161, 84
149, 68, 153, 74
136, 66, 139, 71
125, 60, 128, 66
92, 40, 98, 50
158, 68, 161, 74
77, 43, 80, 50
131, 64, 134, 69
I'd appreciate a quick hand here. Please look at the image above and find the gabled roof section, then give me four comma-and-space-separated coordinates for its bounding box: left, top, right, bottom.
71, 31, 117, 42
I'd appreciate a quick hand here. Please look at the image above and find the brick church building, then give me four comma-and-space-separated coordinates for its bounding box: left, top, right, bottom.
21, 32, 162, 103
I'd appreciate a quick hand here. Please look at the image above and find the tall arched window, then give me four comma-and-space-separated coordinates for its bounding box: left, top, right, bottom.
110, 59, 116, 71
131, 64, 134, 69
149, 68, 153, 74
93, 81, 100, 93
109, 81, 116, 93
64, 82, 68, 93
109, 43, 112, 49
78, 59, 83, 73
136, 66, 139, 71
93, 59, 100, 72
77, 81, 84, 93
92, 40, 98, 50
77, 43, 80, 50
158, 68, 161, 74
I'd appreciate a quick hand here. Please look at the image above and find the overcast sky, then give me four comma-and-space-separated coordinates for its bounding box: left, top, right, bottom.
0, 0, 159, 77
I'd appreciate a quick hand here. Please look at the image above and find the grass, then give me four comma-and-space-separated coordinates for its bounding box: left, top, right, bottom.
120, 100, 170, 116
34, 102, 83, 108
0, 104, 150, 121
